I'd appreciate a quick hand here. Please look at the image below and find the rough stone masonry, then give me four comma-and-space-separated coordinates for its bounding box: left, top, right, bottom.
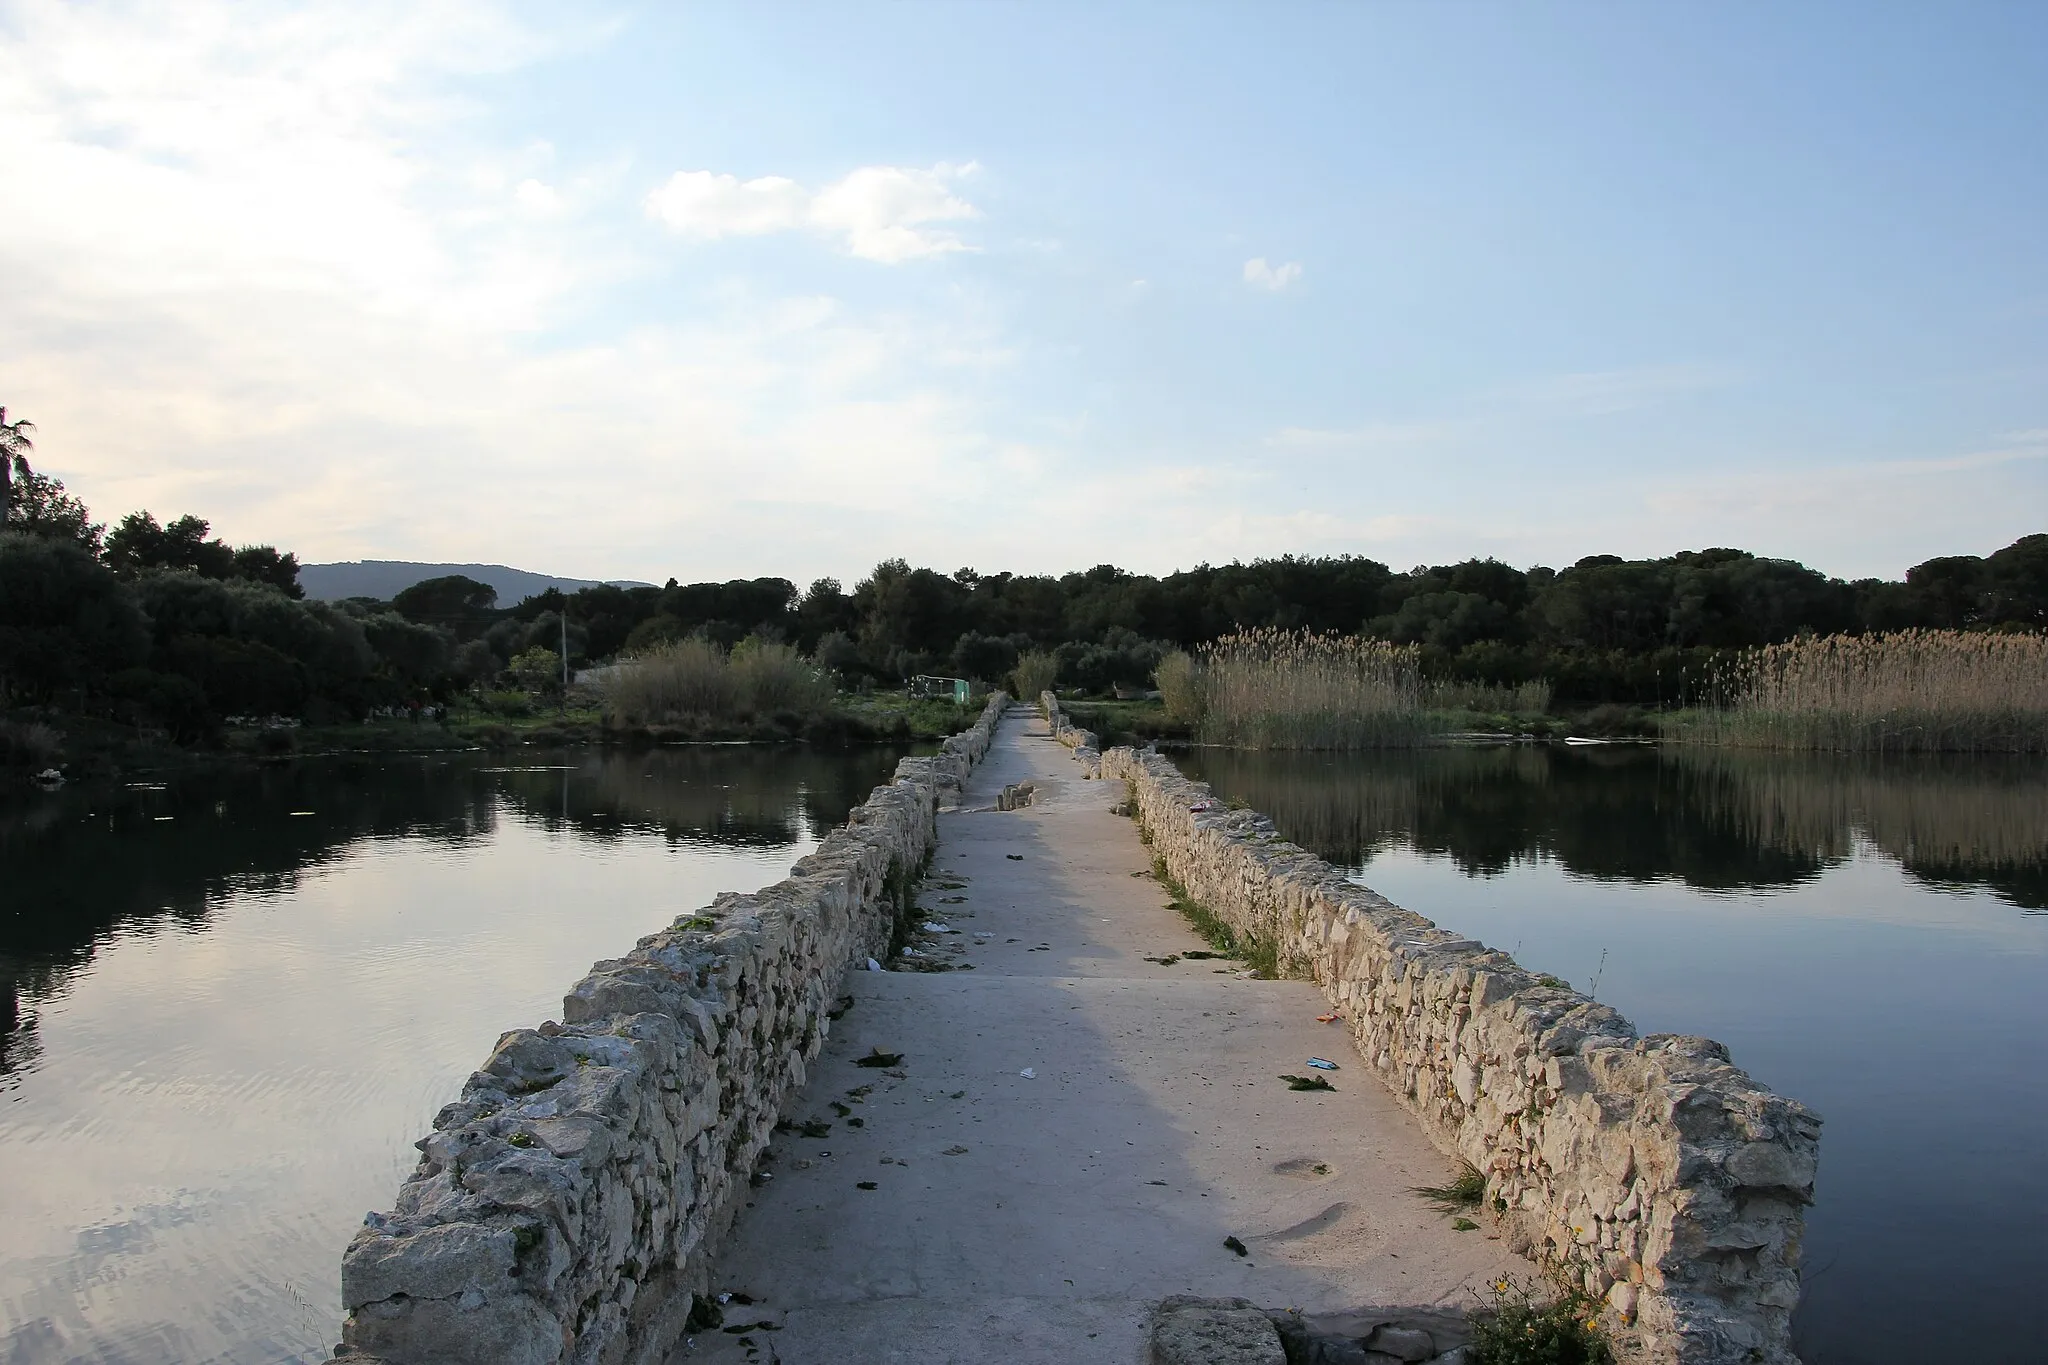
1090, 708, 1821, 1365
336, 696, 1007, 1365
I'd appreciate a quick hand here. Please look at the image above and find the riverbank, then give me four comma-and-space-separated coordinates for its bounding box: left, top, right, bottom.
0, 694, 992, 783
1059, 696, 1657, 749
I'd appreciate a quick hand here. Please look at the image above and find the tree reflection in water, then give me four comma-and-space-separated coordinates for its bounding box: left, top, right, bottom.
1177, 744, 2048, 909
0, 743, 917, 1084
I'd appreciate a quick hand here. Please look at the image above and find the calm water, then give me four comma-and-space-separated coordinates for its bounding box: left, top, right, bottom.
1176, 744, 2048, 1365
0, 744, 913, 1365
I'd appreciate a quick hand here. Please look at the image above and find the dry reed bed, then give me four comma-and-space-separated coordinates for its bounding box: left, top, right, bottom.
1160, 632, 1548, 750
1688, 629, 2048, 753
1195, 628, 1443, 748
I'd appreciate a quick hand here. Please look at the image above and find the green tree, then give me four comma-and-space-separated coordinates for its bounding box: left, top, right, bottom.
231, 545, 304, 598
3, 453, 104, 553
392, 574, 499, 634
0, 406, 34, 524
104, 512, 238, 578
509, 646, 563, 694
0, 532, 150, 703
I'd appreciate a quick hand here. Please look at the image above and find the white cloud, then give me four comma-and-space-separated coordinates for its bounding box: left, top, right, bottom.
514, 178, 567, 216
810, 162, 980, 263
0, 1, 1024, 581
645, 161, 980, 263
1242, 257, 1302, 291
643, 171, 811, 238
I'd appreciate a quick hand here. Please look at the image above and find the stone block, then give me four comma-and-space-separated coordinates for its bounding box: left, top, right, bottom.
1151, 1296, 1286, 1365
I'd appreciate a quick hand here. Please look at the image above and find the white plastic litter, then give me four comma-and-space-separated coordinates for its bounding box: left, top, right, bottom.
901, 947, 920, 957
864, 957, 882, 971
1019, 1068, 1036, 1079
921, 922, 954, 933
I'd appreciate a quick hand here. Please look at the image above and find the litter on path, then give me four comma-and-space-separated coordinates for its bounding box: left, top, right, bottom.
1305, 1057, 1340, 1071
1019, 1068, 1036, 1079
1280, 1073, 1337, 1092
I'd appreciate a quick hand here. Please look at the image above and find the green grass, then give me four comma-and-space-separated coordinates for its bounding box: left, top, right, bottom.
835, 692, 989, 740
1412, 1160, 1487, 1214
1147, 849, 1280, 978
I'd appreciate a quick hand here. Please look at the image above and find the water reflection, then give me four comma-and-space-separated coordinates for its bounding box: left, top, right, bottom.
0, 745, 907, 1088
1175, 743, 2048, 1365
1177, 744, 2048, 908
0, 743, 911, 1364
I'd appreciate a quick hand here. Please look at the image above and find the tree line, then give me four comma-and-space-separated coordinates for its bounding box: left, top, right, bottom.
530, 538, 2046, 705
3, 407, 2043, 738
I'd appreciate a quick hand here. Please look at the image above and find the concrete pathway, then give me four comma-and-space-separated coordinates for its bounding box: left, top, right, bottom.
679, 706, 1520, 1363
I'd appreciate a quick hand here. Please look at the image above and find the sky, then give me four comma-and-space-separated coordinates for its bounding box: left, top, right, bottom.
1, 0, 2043, 586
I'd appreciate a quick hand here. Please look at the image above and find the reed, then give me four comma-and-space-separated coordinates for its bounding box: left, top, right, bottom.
1196, 628, 1443, 749
1682, 629, 2048, 753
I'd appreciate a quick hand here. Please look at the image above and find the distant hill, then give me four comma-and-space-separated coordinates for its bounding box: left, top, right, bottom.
299, 560, 652, 605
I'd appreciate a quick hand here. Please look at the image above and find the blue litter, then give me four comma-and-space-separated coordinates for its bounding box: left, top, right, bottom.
1305, 1057, 1340, 1071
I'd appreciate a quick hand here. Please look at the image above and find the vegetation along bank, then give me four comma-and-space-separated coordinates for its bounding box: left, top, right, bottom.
5, 407, 2044, 770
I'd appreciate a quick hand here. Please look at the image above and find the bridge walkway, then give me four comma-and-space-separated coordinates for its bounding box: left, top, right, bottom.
677, 705, 1518, 1362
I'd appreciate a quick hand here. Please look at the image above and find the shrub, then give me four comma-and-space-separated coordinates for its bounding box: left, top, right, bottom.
602, 637, 832, 725
482, 689, 535, 717
1425, 678, 1553, 715
730, 638, 832, 715
0, 719, 62, 768
508, 646, 563, 695
107, 668, 213, 741
610, 638, 733, 723
1013, 650, 1058, 704
1468, 1280, 1611, 1365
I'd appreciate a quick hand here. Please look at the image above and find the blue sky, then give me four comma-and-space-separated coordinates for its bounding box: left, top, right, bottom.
1, 0, 2042, 584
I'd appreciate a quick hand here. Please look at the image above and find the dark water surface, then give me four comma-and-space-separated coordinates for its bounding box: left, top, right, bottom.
0, 744, 913, 1365
1175, 744, 2048, 1365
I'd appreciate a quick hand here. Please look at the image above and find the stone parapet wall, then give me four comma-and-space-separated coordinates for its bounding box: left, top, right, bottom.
1040, 691, 1102, 775
338, 696, 1009, 1365
1102, 745, 1819, 1365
